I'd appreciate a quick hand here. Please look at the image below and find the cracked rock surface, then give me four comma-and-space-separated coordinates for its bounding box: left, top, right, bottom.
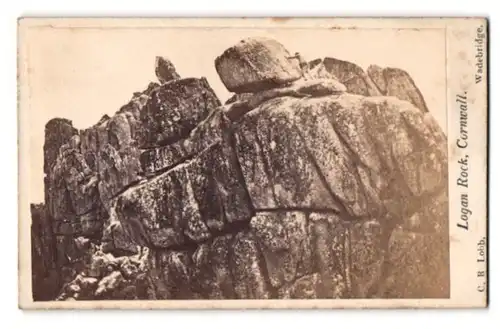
31, 37, 449, 301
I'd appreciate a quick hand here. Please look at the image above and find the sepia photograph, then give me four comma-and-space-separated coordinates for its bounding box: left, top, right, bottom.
17, 17, 487, 309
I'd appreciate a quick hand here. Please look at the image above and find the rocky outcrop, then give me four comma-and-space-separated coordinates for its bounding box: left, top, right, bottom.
138, 77, 221, 148
155, 56, 181, 84
43, 118, 78, 176
367, 65, 429, 113
234, 94, 446, 218
309, 57, 381, 96
31, 37, 449, 301
215, 37, 302, 93
308, 59, 431, 114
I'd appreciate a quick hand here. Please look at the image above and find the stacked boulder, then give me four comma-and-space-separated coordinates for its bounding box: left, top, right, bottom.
31, 37, 449, 301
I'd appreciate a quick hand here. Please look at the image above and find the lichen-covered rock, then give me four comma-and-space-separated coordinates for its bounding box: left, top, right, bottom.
138, 77, 221, 148
51, 207, 104, 236
139, 139, 188, 175
191, 235, 235, 299
56, 274, 99, 301
250, 212, 312, 289
95, 271, 126, 297
349, 219, 386, 297
366, 65, 386, 94
43, 118, 78, 175
139, 109, 233, 175
155, 56, 181, 84
97, 143, 142, 209
45, 133, 106, 237
79, 117, 109, 172
230, 232, 270, 299
55, 247, 158, 301
48, 143, 99, 213
105, 142, 253, 250
101, 203, 140, 255
308, 213, 346, 297
293, 78, 347, 96
308, 60, 337, 80
88, 251, 120, 278
159, 250, 196, 299
215, 37, 302, 93
279, 273, 345, 299
235, 93, 446, 222
234, 97, 336, 210
367, 65, 429, 113
310, 58, 381, 96
120, 258, 139, 280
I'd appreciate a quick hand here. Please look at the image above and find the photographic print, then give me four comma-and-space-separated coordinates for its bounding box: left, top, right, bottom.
17, 18, 488, 309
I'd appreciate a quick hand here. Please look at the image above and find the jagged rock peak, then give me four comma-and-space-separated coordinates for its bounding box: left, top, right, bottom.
308, 57, 429, 113
215, 37, 303, 93
155, 56, 181, 84
43, 118, 78, 175
367, 64, 429, 113
308, 57, 381, 96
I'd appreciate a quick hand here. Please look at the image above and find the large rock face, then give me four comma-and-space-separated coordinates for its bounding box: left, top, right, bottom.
234, 94, 446, 219
31, 39, 449, 301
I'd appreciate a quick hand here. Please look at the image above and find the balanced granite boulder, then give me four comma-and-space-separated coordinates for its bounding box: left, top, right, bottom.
215, 37, 302, 93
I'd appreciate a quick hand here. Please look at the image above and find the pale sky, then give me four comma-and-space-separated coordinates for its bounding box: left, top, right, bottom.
24, 27, 446, 203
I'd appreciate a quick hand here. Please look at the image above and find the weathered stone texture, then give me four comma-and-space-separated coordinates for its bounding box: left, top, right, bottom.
32, 45, 449, 301
139, 109, 232, 175
251, 212, 312, 289
138, 77, 221, 148
43, 118, 78, 175
230, 231, 270, 299
309, 58, 381, 96
367, 65, 429, 113
234, 93, 445, 222
215, 37, 302, 93
105, 142, 253, 251
155, 56, 181, 84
